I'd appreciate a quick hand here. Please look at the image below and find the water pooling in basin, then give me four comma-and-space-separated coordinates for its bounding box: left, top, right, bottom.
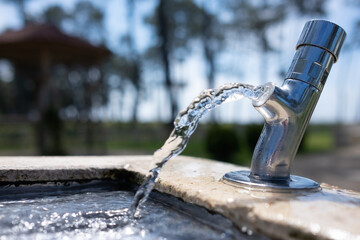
131, 82, 274, 214
0, 180, 265, 240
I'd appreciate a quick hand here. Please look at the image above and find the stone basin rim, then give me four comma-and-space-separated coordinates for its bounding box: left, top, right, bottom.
0, 155, 359, 240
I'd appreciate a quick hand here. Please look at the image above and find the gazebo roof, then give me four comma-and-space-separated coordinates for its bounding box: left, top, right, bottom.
0, 24, 111, 65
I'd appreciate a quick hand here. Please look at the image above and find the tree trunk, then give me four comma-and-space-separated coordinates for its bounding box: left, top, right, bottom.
126, 0, 142, 125
202, 6, 217, 122
158, 0, 177, 122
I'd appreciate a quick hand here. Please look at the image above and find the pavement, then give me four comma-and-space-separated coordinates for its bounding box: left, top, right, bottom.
293, 144, 360, 192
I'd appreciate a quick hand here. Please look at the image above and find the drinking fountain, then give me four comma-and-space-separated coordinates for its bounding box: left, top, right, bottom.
222, 20, 346, 191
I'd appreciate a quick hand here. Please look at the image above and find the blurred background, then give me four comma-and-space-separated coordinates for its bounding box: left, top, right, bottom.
0, 0, 359, 189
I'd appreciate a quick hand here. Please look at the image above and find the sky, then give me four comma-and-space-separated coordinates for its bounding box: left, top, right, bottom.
0, 0, 359, 124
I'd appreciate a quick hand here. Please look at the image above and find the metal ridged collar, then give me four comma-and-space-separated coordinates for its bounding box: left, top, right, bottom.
296, 20, 346, 62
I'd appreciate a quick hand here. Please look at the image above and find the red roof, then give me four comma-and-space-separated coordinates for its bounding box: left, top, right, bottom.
0, 24, 111, 64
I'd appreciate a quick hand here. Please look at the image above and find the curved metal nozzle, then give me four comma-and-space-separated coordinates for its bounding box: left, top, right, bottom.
223, 20, 346, 191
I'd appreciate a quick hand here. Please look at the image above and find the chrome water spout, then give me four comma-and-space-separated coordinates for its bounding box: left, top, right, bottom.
223, 20, 346, 191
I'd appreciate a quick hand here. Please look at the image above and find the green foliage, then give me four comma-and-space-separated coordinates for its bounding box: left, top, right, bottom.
301, 127, 334, 153
0, 122, 336, 157
205, 124, 239, 162
40, 1, 105, 44
41, 5, 69, 27
0, 0, 333, 156
42, 107, 66, 155
162, 1, 201, 46
226, 0, 325, 52
297, 130, 307, 153
0, 80, 14, 114
244, 124, 263, 152
145, 0, 204, 63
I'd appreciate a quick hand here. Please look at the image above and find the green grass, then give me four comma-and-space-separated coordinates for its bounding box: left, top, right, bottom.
0, 122, 336, 158
181, 138, 210, 159
302, 129, 334, 153
106, 139, 163, 153
0, 123, 35, 153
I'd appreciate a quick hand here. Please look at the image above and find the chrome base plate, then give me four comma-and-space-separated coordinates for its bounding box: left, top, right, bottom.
222, 170, 320, 192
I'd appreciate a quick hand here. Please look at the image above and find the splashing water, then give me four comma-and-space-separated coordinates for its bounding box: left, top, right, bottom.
0, 181, 252, 240
130, 82, 273, 216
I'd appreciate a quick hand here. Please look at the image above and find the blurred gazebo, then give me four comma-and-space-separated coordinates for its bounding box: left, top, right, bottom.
0, 24, 111, 155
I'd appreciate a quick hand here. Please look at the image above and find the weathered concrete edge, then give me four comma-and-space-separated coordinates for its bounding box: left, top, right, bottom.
0, 155, 149, 183
0, 168, 133, 185
1, 155, 359, 240
154, 177, 331, 240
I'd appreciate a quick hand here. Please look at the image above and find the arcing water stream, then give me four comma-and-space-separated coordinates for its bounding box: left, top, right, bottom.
130, 82, 273, 216
0, 82, 273, 240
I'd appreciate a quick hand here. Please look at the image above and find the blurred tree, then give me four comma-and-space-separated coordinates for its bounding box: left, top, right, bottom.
40, 1, 105, 45
69, 1, 105, 45
0, 1, 109, 155
40, 2, 108, 154
226, 0, 286, 84
226, 0, 325, 83
157, 0, 175, 122
122, 0, 142, 124
205, 124, 239, 162
2, 0, 31, 25
348, 0, 360, 122
144, 0, 326, 122
200, 3, 223, 90
244, 124, 263, 152
145, 0, 203, 122
199, 1, 224, 122
11, 63, 35, 115
0, 78, 14, 114
288, 0, 325, 15
57, 65, 107, 154
41, 5, 69, 27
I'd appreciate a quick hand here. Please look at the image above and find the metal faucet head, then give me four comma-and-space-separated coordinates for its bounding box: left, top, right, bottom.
297, 20, 346, 62
285, 20, 346, 91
